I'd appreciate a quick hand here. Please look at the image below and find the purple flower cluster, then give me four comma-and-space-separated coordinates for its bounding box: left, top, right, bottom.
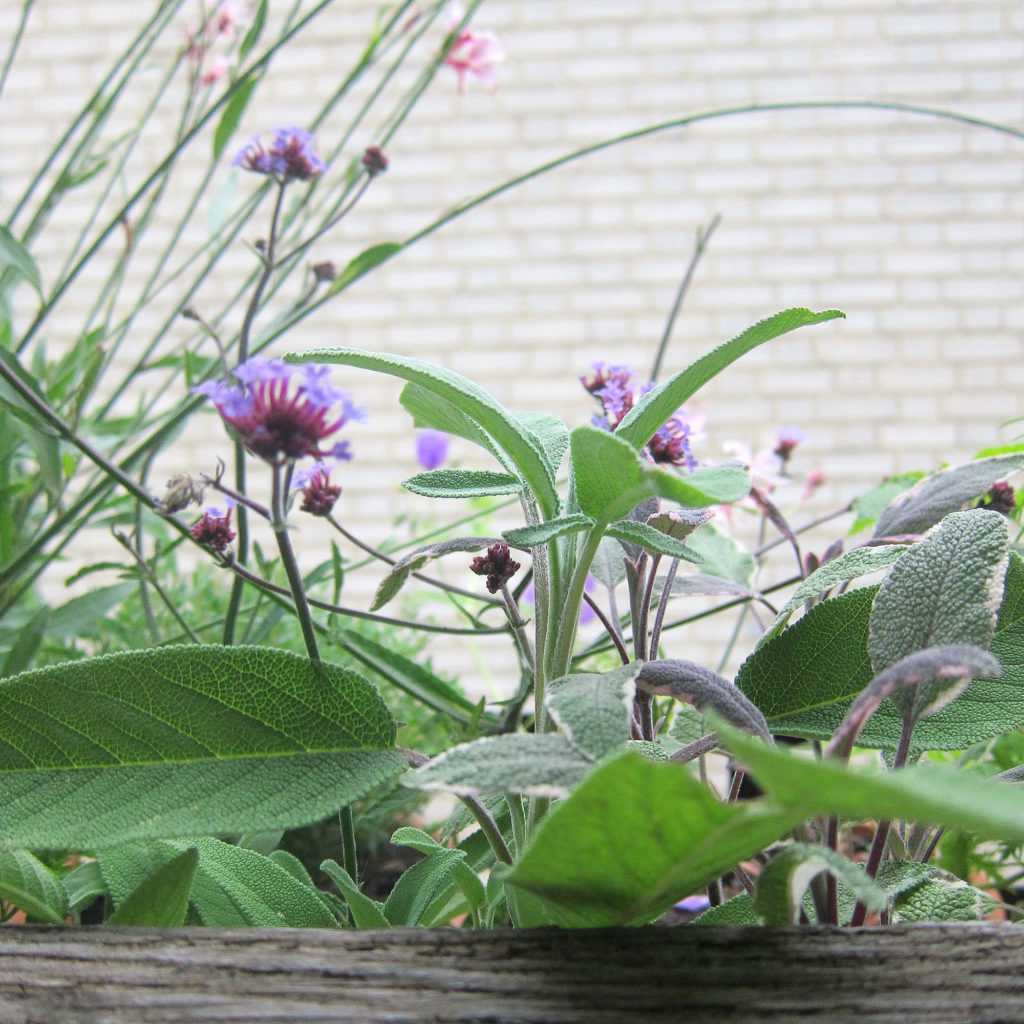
291, 462, 342, 517
234, 127, 326, 182
191, 500, 236, 553
469, 542, 521, 594
582, 361, 700, 470
193, 357, 363, 464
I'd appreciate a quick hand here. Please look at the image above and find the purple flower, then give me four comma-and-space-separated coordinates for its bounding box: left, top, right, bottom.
416, 430, 450, 470
649, 416, 698, 471
192, 357, 360, 463
234, 127, 326, 182
580, 361, 633, 396
191, 500, 235, 553
291, 462, 342, 517
298, 364, 348, 409
469, 542, 521, 594
774, 426, 806, 463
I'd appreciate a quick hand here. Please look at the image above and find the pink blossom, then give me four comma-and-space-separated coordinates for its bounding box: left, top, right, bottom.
802, 469, 826, 502
722, 440, 788, 493
201, 55, 231, 86
444, 3, 504, 92
214, 0, 244, 37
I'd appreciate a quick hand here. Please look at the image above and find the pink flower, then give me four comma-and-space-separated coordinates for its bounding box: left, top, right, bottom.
444, 3, 504, 93
201, 55, 231, 86
802, 469, 826, 502
722, 440, 788, 494
214, 0, 244, 37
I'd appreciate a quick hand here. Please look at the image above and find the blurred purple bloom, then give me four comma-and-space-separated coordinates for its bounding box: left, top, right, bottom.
416, 430, 450, 470
524, 575, 598, 625
234, 127, 326, 182
774, 425, 806, 462
675, 895, 711, 914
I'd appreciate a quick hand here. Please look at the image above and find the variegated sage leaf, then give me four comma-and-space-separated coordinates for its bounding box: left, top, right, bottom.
868, 509, 1008, 718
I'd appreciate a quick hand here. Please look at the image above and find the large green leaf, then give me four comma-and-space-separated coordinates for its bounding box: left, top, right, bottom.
615, 308, 844, 451
0, 646, 403, 848
383, 847, 467, 927
683, 523, 755, 585
107, 848, 198, 927
399, 382, 502, 463
0, 850, 67, 923
890, 867, 997, 923
874, 455, 1024, 537
850, 473, 924, 534
738, 560, 1024, 751
504, 514, 593, 549
606, 521, 697, 561
505, 751, 798, 926
288, 350, 559, 518
402, 468, 522, 499
721, 722, 1024, 844
391, 826, 486, 917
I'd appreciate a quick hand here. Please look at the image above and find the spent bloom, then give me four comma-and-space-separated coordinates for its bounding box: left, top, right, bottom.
416, 430, 450, 471
292, 462, 342, 517
193, 357, 363, 463
470, 542, 521, 594
444, 2, 505, 92
774, 425, 806, 464
234, 127, 326, 182
191, 499, 236, 553
979, 480, 1016, 517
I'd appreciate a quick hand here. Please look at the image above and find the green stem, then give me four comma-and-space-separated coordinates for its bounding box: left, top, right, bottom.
0, 0, 34, 101
339, 805, 358, 884
549, 526, 605, 684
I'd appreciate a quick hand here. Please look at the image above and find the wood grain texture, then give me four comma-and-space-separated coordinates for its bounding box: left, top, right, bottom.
0, 924, 1022, 1023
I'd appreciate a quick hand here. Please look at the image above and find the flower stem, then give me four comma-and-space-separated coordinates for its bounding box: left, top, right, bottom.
339, 805, 358, 884
270, 463, 320, 664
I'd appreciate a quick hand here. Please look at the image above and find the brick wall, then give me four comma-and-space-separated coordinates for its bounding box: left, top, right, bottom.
2, 0, 1022, 693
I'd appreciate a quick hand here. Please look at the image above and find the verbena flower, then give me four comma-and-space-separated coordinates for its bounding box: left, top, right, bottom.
193, 357, 363, 463
191, 499, 236, 552
470, 542, 520, 594
234, 127, 326, 181
580, 361, 633, 397
292, 462, 342, 517
416, 430, 449, 470
649, 416, 697, 470
444, 2, 505, 92
361, 145, 389, 177
774, 425, 806, 463
979, 480, 1015, 517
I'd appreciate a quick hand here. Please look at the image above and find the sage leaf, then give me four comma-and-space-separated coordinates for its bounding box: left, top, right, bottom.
0, 850, 68, 924
403, 468, 521, 499
684, 523, 755, 585
391, 826, 485, 915
891, 868, 997, 923
754, 843, 886, 926
108, 848, 198, 928
616, 308, 844, 452
371, 536, 499, 611
546, 663, 640, 761
321, 860, 390, 929
383, 848, 468, 927
874, 455, 1024, 538
404, 734, 591, 798
504, 514, 593, 549
606, 520, 698, 561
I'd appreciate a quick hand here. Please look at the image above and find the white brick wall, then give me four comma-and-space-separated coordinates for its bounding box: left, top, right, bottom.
2, 0, 1023, 692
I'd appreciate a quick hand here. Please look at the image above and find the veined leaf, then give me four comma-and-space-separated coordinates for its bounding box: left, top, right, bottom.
739, 556, 1024, 751
874, 455, 1024, 538
0, 646, 403, 848
546, 664, 639, 762
720, 721, 1024, 844
505, 514, 593, 549
62, 860, 106, 914
404, 734, 591, 799
370, 536, 498, 611
754, 843, 886, 926
391, 826, 485, 916
615, 308, 844, 452
760, 544, 909, 644
0, 850, 67, 923
403, 468, 522, 499
890, 867, 997, 923
850, 473, 924, 534
383, 847, 467, 927
0, 225, 42, 295
606, 520, 698, 561
108, 848, 198, 927
289, 349, 559, 518
517, 412, 570, 477
693, 892, 760, 926
684, 523, 755, 585
505, 751, 798, 926
400, 382, 502, 463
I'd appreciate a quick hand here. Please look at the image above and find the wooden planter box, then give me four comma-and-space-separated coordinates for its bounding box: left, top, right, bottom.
1, 924, 1022, 1022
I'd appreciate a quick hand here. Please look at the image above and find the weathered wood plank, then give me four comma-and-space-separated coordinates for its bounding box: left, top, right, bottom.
0, 925, 1020, 1023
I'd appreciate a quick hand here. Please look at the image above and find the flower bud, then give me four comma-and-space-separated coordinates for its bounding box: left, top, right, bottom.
362, 145, 389, 177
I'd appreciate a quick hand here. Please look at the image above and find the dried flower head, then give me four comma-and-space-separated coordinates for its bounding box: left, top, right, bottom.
234, 127, 326, 182
312, 260, 337, 283
361, 145, 389, 177
191, 500, 236, 553
292, 462, 342, 517
469, 542, 521, 594
159, 473, 205, 514
193, 357, 363, 463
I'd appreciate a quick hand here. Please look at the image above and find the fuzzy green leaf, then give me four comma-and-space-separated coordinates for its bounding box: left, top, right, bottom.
391, 826, 485, 915
399, 382, 502, 463
0, 646, 403, 848
850, 474, 924, 534
505, 751, 798, 927
108, 848, 198, 927
62, 860, 106, 914
504, 514, 594, 549
875, 455, 1024, 538
754, 843, 886, 926
546, 664, 640, 761
289, 349, 559, 518
606, 521, 698, 561
321, 860, 390, 929
891, 868, 997, 923
370, 536, 498, 611
384, 848, 467, 927
869, 510, 1007, 718
404, 734, 591, 799
693, 892, 760, 925
615, 308, 844, 452
683, 523, 755, 585
517, 412, 570, 477
589, 537, 628, 588
403, 468, 522, 499
0, 850, 67, 923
